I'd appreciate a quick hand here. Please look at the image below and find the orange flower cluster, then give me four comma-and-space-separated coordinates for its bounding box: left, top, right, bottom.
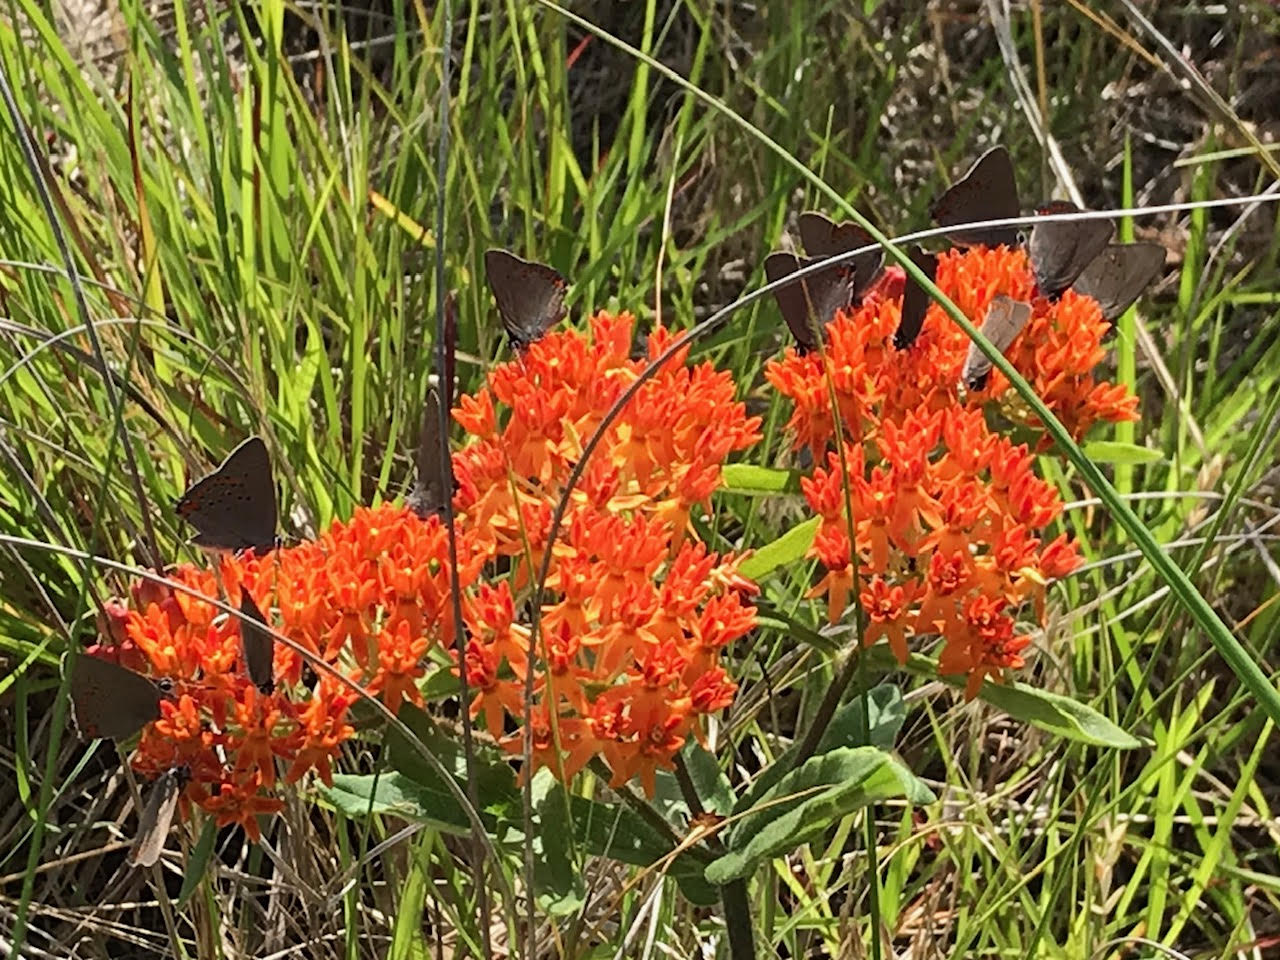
105, 310, 760, 839
119, 505, 465, 839
451, 312, 761, 796
766, 245, 1136, 697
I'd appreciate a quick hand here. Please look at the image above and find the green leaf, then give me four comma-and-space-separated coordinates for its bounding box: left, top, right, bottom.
568, 794, 717, 905
721, 463, 801, 494
320, 772, 473, 835
386, 703, 518, 818
739, 516, 819, 581
419, 665, 460, 702
1080, 440, 1163, 465
177, 817, 217, 906
680, 741, 735, 816
708, 747, 933, 884
977, 681, 1143, 749
535, 779, 585, 915
734, 684, 906, 815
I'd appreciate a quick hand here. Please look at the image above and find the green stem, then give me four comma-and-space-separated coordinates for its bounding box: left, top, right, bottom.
721, 876, 757, 960
675, 750, 752, 960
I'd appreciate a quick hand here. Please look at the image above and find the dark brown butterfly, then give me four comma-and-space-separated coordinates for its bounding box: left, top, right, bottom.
67, 651, 166, 741
764, 251, 855, 353
797, 211, 885, 300
894, 245, 939, 350
128, 766, 190, 868
238, 590, 274, 694
962, 295, 1033, 390
406, 386, 453, 519
1073, 242, 1166, 320
484, 248, 568, 350
1028, 202, 1115, 301
175, 437, 278, 554
930, 146, 1021, 249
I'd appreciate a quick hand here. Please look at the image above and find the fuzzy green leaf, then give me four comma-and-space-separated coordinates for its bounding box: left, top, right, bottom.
733, 684, 906, 815
978, 681, 1143, 749
321, 772, 472, 835
708, 747, 933, 884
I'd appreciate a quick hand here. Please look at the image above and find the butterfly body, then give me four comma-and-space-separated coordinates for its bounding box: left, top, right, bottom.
407, 386, 454, 519
238, 590, 275, 694
67, 651, 166, 741
931, 146, 1021, 249
1028, 202, 1115, 301
1073, 242, 1166, 320
797, 211, 885, 300
962, 295, 1033, 390
895, 245, 939, 350
764, 252, 856, 353
175, 437, 278, 554
484, 248, 568, 350
128, 766, 190, 867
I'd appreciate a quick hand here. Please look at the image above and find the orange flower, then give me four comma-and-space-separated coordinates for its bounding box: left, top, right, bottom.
861, 577, 921, 664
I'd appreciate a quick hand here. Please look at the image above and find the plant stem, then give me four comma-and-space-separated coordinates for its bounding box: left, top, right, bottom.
673, 756, 754, 960
721, 876, 757, 960
787, 643, 862, 772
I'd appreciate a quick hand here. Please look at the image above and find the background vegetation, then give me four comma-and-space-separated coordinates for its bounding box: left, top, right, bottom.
1, 0, 1278, 956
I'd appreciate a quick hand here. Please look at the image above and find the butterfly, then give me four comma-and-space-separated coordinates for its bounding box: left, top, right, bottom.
962, 295, 1033, 391
796, 211, 885, 300
67, 651, 168, 741
894, 245, 939, 350
238, 590, 275, 694
930, 146, 1021, 249
764, 251, 855, 353
406, 386, 454, 519
128, 766, 190, 868
1072, 242, 1166, 320
1028, 201, 1115, 301
484, 248, 568, 350
175, 437, 278, 554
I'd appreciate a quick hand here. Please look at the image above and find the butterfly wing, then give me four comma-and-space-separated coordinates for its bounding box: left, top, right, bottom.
484, 248, 568, 350
238, 590, 275, 694
1073, 242, 1165, 320
175, 437, 278, 553
128, 767, 188, 868
1028, 202, 1115, 300
797, 211, 884, 300
765, 252, 854, 353
930, 146, 1021, 249
962, 295, 1033, 390
407, 386, 452, 519
67, 652, 163, 741
894, 245, 939, 350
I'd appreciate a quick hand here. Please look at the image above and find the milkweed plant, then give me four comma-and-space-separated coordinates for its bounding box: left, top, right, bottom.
78, 234, 1143, 941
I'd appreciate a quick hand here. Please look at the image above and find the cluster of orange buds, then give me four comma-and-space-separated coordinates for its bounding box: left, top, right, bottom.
451, 312, 762, 796
766, 245, 1137, 697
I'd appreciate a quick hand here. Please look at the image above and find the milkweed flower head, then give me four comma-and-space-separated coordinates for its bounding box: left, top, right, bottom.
452, 311, 762, 796
766, 244, 1134, 698
107, 309, 761, 843
115, 505, 467, 839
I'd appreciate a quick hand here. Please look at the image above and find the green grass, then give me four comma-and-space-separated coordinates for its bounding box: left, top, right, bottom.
2, 0, 1280, 957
